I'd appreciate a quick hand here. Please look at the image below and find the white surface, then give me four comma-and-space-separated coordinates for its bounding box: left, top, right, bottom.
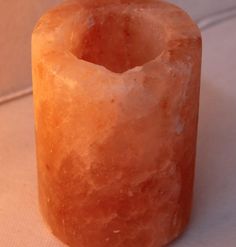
0, 14, 236, 247
170, 0, 236, 20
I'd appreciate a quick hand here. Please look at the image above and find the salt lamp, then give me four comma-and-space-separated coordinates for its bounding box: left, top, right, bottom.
32, 1, 202, 246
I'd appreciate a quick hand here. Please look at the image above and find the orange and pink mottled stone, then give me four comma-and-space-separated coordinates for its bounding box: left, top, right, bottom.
32, 0, 201, 246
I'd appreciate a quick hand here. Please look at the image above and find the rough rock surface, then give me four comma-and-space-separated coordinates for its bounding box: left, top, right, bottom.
32, 1, 202, 247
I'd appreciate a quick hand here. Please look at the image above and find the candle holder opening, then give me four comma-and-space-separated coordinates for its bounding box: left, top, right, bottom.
72, 7, 166, 73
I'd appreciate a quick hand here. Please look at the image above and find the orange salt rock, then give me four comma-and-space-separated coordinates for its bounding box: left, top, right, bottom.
32, 1, 202, 247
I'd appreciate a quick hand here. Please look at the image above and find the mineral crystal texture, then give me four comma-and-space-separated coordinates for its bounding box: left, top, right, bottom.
32, 0, 202, 247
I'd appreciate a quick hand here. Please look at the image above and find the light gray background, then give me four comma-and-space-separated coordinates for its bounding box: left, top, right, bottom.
170, 0, 236, 19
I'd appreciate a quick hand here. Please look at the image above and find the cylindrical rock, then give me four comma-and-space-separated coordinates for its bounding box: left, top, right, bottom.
32, 1, 201, 247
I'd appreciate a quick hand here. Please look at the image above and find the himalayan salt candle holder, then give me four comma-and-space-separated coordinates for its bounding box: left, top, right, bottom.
32, 1, 201, 247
